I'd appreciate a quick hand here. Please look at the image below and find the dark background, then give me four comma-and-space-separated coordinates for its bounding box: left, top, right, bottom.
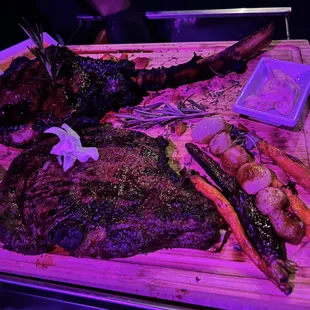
0, 0, 309, 50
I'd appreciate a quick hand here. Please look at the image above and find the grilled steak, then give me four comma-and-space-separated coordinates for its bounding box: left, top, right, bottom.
0, 24, 274, 148
0, 46, 146, 147
0, 124, 222, 258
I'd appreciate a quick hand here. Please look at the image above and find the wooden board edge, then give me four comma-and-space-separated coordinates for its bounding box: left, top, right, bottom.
0, 250, 309, 310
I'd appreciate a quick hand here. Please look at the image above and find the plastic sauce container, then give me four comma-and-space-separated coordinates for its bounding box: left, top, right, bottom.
233, 57, 310, 128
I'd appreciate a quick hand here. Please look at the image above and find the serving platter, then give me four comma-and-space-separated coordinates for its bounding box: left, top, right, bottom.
0, 32, 57, 73
0, 39, 310, 310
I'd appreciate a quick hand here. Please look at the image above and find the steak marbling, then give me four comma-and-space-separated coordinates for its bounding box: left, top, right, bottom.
0, 124, 222, 258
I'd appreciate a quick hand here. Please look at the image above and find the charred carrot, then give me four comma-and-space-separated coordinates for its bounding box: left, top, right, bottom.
190, 174, 291, 294
271, 173, 310, 239
186, 143, 295, 295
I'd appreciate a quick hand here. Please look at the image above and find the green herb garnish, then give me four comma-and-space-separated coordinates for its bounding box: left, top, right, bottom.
19, 18, 61, 84
116, 98, 216, 129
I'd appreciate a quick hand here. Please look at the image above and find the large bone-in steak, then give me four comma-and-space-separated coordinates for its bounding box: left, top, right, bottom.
0, 24, 274, 148
0, 47, 147, 147
0, 124, 222, 258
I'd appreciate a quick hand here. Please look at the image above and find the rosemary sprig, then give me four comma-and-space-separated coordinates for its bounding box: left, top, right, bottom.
229, 126, 262, 163
19, 19, 61, 84
116, 99, 216, 129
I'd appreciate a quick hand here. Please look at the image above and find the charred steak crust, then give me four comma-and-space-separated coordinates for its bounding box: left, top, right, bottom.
0, 46, 147, 147
0, 124, 221, 258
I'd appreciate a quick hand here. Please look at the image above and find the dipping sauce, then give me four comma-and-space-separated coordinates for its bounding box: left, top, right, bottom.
244, 69, 300, 115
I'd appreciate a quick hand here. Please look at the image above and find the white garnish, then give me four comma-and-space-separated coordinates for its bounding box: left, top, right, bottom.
44, 124, 99, 172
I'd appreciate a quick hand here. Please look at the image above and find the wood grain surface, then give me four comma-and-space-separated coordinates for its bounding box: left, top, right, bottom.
0, 40, 310, 310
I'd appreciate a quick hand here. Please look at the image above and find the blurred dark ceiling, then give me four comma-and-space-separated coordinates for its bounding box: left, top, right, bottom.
132, 0, 308, 42
0, 0, 309, 49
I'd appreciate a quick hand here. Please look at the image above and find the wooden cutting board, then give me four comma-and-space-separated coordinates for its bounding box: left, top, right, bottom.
0, 40, 310, 310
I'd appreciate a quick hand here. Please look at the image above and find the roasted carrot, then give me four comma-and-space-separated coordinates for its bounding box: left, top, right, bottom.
238, 124, 310, 194
190, 174, 292, 294
187, 142, 296, 294
258, 139, 310, 193
271, 173, 310, 239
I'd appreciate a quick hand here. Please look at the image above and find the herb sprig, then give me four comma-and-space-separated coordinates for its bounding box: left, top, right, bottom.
229, 126, 263, 163
19, 19, 61, 84
116, 98, 216, 129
